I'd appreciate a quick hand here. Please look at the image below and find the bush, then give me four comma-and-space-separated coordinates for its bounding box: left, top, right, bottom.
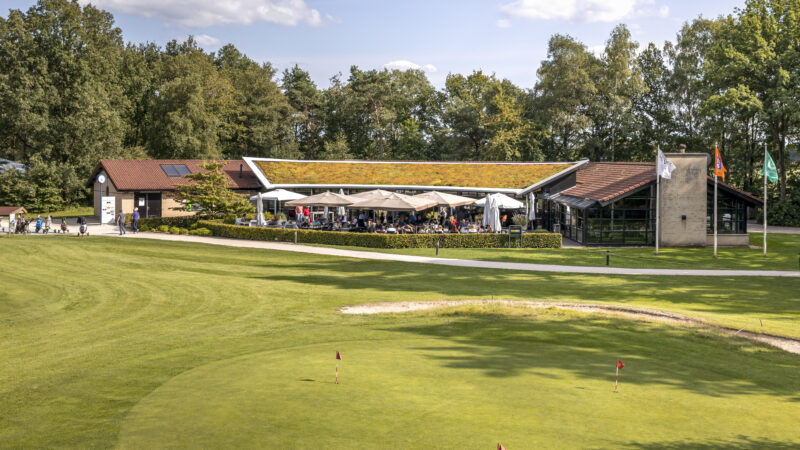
139, 216, 202, 230
197, 220, 561, 249
189, 227, 213, 236
511, 213, 528, 228
139, 224, 150, 232
157, 225, 170, 233
168, 226, 181, 234
190, 222, 199, 230
178, 228, 189, 235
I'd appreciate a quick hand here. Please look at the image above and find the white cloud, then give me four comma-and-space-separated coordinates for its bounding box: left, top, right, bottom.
383, 60, 438, 73
193, 34, 221, 46
79, 0, 323, 28
495, 19, 512, 28
587, 45, 605, 57
499, 0, 668, 23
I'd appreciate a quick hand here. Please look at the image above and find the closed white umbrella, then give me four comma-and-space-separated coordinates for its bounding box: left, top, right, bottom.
528, 192, 536, 221
474, 193, 524, 209
256, 195, 265, 226
337, 189, 346, 217
490, 196, 502, 233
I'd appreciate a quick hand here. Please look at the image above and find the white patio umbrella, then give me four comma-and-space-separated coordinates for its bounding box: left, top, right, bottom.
412, 191, 476, 207
349, 192, 437, 212
285, 191, 355, 207
251, 189, 305, 214
349, 189, 395, 200
474, 193, 524, 209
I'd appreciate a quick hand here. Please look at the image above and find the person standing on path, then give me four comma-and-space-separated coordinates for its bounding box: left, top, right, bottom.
132, 208, 140, 233
117, 211, 126, 235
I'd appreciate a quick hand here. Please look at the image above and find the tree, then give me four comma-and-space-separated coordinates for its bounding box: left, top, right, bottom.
172, 161, 254, 216
708, 0, 800, 199
534, 34, 597, 160
282, 65, 323, 158
633, 43, 674, 156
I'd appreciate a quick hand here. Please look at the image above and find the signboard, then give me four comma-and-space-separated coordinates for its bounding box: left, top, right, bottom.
508, 225, 523, 248
101, 197, 115, 224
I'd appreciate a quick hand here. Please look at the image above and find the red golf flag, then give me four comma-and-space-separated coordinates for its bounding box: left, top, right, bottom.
336, 351, 342, 360
498, 443, 506, 450
617, 360, 624, 370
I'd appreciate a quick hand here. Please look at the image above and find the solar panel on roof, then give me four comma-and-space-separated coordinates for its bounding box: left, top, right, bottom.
161, 164, 190, 177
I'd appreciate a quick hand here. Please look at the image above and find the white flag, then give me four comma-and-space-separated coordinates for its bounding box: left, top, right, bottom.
657, 149, 676, 179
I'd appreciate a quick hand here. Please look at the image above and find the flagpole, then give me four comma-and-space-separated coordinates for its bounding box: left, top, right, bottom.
655, 147, 660, 255
713, 143, 718, 259
763, 143, 768, 257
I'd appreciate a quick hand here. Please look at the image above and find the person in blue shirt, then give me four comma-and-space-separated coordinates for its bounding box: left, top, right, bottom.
117, 211, 126, 235
132, 208, 140, 233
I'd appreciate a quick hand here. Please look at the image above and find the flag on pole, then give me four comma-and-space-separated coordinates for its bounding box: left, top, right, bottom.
614, 360, 624, 392
617, 360, 624, 370
657, 150, 676, 179
762, 150, 779, 183
336, 351, 342, 360
714, 147, 727, 182
498, 443, 506, 450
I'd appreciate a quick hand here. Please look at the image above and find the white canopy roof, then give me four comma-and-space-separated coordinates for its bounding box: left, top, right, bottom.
250, 189, 305, 202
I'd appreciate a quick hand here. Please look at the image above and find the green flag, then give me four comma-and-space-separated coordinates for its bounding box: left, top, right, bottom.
762, 149, 779, 183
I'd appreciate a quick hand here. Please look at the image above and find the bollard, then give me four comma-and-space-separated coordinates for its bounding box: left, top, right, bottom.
436, 237, 440, 256
606, 250, 610, 266
294, 230, 297, 244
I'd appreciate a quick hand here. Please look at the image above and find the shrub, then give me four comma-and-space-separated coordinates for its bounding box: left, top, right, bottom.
139, 224, 150, 232
190, 222, 199, 230
168, 226, 181, 234
178, 228, 189, 235
157, 225, 170, 233
511, 213, 528, 228
189, 227, 213, 236
139, 216, 202, 230
197, 220, 561, 249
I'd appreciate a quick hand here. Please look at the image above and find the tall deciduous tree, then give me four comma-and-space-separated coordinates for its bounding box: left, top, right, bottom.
172, 160, 254, 216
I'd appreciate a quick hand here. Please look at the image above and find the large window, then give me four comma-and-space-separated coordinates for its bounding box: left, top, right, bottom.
582, 186, 655, 245
707, 188, 747, 234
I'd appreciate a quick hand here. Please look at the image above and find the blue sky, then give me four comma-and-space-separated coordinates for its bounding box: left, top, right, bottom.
6, 0, 745, 88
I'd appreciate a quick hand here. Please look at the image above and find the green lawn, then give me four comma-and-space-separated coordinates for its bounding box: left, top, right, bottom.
1, 236, 799, 448
315, 232, 800, 271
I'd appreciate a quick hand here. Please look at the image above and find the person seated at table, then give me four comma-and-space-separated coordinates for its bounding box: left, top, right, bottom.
386, 222, 397, 234
398, 217, 406, 228
401, 223, 414, 234
375, 222, 385, 233
366, 220, 376, 233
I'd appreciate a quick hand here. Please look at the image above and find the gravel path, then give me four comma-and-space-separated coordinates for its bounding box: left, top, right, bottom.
340, 300, 800, 355
123, 231, 800, 278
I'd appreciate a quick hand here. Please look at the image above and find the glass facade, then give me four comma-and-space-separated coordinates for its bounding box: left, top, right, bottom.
706, 187, 747, 234
545, 185, 656, 246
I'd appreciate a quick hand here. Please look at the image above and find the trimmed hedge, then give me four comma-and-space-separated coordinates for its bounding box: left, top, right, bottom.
197, 220, 561, 249
139, 216, 202, 230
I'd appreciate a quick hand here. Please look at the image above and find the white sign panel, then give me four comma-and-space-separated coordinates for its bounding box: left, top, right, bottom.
101, 197, 115, 224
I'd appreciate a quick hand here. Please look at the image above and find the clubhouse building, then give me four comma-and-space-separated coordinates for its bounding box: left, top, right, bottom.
90, 151, 762, 247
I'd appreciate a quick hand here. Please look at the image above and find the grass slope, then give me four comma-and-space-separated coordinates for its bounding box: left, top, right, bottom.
1, 236, 798, 448
314, 233, 800, 271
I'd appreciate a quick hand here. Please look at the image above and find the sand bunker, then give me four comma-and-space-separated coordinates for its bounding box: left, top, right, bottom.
340, 300, 800, 355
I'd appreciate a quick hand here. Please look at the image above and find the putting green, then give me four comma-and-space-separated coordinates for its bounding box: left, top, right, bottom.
118, 313, 800, 449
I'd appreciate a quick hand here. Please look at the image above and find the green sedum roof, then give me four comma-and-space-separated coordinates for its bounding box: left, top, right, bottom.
253, 160, 574, 190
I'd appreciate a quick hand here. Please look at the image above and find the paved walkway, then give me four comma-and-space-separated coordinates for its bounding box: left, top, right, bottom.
747, 222, 800, 234
119, 230, 800, 278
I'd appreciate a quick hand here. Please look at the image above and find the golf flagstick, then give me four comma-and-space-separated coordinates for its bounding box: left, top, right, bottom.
614, 360, 624, 392
335, 351, 342, 384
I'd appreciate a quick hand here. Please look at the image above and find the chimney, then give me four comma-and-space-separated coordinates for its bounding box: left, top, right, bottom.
239, 163, 243, 178
678, 144, 686, 153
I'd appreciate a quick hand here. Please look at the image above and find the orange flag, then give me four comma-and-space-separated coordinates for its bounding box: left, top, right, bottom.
714, 146, 727, 182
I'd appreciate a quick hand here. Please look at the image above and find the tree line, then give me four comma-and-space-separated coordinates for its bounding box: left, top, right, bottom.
1, 0, 798, 222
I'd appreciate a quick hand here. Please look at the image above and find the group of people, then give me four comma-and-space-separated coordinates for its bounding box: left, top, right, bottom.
328, 213, 497, 234
115, 208, 140, 235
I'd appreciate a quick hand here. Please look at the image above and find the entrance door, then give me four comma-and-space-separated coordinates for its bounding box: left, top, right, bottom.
134, 192, 162, 217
